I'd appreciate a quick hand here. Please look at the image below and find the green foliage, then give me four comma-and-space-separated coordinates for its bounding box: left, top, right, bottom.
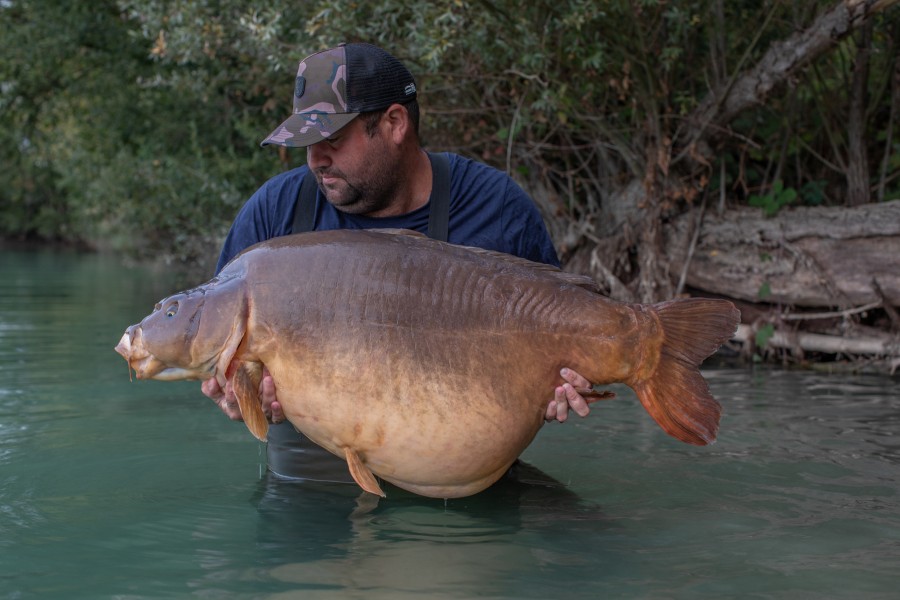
800, 180, 827, 206
754, 323, 776, 360
748, 180, 798, 216
748, 178, 829, 216
0, 0, 291, 263
1, 0, 898, 264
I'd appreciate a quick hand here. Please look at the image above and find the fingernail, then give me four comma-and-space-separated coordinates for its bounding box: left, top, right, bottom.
561, 368, 569, 376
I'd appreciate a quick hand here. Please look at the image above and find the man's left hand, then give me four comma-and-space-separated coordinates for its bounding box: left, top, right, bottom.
545, 368, 592, 422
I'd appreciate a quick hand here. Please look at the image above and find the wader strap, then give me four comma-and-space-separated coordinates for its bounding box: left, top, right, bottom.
292, 170, 319, 234
292, 152, 451, 240
426, 152, 450, 242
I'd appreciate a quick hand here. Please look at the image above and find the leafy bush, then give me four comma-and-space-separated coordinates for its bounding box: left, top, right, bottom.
1, 0, 897, 265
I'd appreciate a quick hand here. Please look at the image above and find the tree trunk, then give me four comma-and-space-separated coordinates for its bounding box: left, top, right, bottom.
846, 20, 873, 206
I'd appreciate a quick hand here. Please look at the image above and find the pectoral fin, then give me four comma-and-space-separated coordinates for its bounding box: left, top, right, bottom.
231, 361, 269, 442
344, 447, 385, 497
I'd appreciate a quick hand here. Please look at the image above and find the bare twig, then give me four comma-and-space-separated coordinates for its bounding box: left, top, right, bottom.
877, 49, 899, 202
502, 69, 547, 88
872, 278, 900, 331
675, 193, 707, 297
717, 159, 726, 215
779, 300, 883, 321
506, 97, 523, 176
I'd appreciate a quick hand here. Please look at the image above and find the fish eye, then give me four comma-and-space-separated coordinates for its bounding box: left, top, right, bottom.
165, 302, 178, 318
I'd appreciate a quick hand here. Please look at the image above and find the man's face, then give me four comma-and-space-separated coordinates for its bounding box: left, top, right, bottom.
306, 116, 400, 216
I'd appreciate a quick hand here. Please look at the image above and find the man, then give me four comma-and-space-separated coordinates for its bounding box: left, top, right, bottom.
202, 43, 592, 483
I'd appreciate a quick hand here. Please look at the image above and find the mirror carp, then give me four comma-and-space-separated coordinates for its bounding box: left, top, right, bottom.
115, 229, 740, 498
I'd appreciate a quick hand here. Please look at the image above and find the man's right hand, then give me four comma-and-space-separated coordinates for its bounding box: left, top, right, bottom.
201, 369, 285, 424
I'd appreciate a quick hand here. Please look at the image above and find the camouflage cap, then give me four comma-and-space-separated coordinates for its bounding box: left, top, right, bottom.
261, 43, 418, 148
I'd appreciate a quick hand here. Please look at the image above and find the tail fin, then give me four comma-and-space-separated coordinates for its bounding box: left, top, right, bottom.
633, 298, 740, 445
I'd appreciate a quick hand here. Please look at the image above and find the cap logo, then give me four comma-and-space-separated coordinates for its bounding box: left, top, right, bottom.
404, 83, 417, 96
294, 76, 306, 99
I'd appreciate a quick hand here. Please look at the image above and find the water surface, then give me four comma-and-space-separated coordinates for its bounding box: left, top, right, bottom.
1, 247, 898, 599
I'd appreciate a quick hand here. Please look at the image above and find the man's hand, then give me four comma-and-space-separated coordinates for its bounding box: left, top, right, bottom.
545, 368, 592, 422
203, 366, 590, 425
200, 376, 241, 420
201, 367, 285, 424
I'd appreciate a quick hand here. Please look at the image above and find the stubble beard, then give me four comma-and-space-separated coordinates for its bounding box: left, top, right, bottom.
316, 160, 399, 216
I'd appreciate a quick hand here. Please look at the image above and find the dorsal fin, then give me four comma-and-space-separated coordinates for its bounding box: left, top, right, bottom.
456, 245, 603, 294
367, 228, 603, 294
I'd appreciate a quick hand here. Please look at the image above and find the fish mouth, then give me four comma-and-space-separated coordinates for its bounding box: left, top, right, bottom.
115, 326, 162, 380
114, 326, 174, 380
115, 326, 215, 381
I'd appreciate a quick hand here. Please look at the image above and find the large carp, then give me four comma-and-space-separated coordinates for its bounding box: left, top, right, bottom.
115, 229, 739, 498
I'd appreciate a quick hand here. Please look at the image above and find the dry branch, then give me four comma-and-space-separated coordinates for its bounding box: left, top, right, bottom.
733, 324, 900, 358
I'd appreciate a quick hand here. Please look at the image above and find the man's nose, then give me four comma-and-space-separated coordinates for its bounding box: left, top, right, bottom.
306, 140, 330, 170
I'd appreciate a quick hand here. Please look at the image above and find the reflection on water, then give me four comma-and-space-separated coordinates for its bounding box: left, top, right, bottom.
1, 246, 899, 599
253, 464, 604, 600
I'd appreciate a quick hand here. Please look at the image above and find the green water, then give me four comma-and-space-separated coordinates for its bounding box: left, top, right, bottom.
1, 246, 898, 599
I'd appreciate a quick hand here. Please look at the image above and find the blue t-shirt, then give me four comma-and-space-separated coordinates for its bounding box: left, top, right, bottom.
216, 152, 559, 273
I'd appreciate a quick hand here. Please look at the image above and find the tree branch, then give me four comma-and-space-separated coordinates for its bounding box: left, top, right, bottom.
684, 0, 900, 151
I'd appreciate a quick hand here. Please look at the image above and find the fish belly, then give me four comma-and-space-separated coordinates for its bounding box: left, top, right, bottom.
265, 328, 559, 497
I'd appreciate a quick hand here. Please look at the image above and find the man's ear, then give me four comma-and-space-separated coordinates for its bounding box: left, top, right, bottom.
382, 103, 410, 145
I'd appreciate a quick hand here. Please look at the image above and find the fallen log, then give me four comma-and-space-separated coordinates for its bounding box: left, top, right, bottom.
666, 200, 900, 309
